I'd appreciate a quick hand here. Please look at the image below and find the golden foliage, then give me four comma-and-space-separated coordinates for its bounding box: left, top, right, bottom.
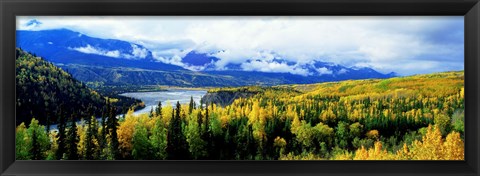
353, 141, 391, 160
442, 131, 464, 160
366, 130, 379, 140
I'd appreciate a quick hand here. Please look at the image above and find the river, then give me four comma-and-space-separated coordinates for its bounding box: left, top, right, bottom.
119, 89, 207, 116
49, 89, 207, 130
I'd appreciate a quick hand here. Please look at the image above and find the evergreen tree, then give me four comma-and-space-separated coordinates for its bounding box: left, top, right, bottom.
99, 106, 108, 159
202, 103, 212, 159
121, 105, 127, 120
85, 105, 96, 159
149, 107, 154, 118
189, 96, 194, 114
45, 111, 51, 134
27, 118, 49, 160
156, 101, 163, 118
197, 106, 203, 133
56, 105, 67, 159
30, 126, 42, 160
205, 103, 209, 131
66, 114, 79, 160
107, 104, 120, 159
166, 101, 190, 159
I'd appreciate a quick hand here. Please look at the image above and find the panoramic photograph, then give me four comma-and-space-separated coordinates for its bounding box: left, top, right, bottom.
15, 16, 464, 160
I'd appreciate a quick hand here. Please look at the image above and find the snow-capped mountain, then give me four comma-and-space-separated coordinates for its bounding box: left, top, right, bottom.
16, 28, 396, 86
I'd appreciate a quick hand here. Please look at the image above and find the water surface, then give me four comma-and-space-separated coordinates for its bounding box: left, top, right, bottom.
119, 89, 207, 116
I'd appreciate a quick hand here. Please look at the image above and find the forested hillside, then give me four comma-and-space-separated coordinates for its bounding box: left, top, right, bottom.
59, 64, 243, 87
16, 48, 106, 126
16, 71, 464, 160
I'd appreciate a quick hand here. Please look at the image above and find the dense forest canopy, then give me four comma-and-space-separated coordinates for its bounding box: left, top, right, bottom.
16, 48, 106, 126
16, 48, 145, 127
16, 59, 465, 159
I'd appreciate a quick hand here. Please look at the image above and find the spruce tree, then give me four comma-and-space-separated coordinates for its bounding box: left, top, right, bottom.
66, 114, 79, 160
107, 105, 120, 159
27, 118, 49, 160
149, 107, 154, 118
189, 96, 194, 114
56, 105, 67, 160
45, 111, 51, 134
166, 101, 190, 159
167, 108, 175, 159
85, 105, 95, 159
156, 101, 162, 118
202, 103, 212, 159
99, 106, 107, 159
197, 105, 203, 133
30, 128, 42, 160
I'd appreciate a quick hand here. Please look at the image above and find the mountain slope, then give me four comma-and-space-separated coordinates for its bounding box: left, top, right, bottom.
16, 48, 106, 125
202, 71, 463, 108
58, 64, 244, 87
17, 29, 396, 87
16, 29, 187, 71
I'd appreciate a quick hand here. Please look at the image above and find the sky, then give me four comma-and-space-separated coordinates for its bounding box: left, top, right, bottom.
17, 16, 464, 76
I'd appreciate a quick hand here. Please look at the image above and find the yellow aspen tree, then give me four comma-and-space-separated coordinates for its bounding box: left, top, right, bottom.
411, 125, 443, 160
460, 87, 464, 99
353, 146, 369, 160
291, 113, 301, 134
273, 136, 287, 155
354, 141, 391, 160
162, 102, 173, 125
76, 121, 87, 158
394, 143, 410, 160
367, 141, 390, 160
366, 130, 379, 140
117, 114, 137, 158
248, 100, 260, 124
46, 130, 59, 160
332, 151, 353, 160
443, 131, 464, 160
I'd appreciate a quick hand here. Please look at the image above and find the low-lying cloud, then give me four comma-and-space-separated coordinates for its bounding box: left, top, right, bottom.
69, 44, 150, 60
241, 60, 310, 76
69, 45, 121, 58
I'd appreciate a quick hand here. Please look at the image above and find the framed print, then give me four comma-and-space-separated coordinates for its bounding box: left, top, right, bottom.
1, 0, 480, 175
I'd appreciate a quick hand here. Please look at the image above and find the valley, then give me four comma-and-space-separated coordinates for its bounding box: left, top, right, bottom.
15, 47, 465, 160
14, 24, 464, 161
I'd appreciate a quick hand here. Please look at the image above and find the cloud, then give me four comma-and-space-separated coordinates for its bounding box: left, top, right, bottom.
128, 44, 148, 59
69, 44, 150, 60
240, 60, 310, 76
17, 16, 464, 76
337, 68, 348, 75
69, 45, 121, 58
316, 67, 333, 76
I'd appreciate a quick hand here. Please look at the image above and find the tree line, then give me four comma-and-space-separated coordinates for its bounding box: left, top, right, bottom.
15, 48, 465, 160
16, 78, 464, 160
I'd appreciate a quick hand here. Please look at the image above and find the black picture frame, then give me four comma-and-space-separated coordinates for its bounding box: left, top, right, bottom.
1, 0, 479, 176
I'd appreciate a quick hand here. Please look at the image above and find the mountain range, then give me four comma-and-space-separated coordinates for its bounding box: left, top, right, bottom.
16, 28, 396, 87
